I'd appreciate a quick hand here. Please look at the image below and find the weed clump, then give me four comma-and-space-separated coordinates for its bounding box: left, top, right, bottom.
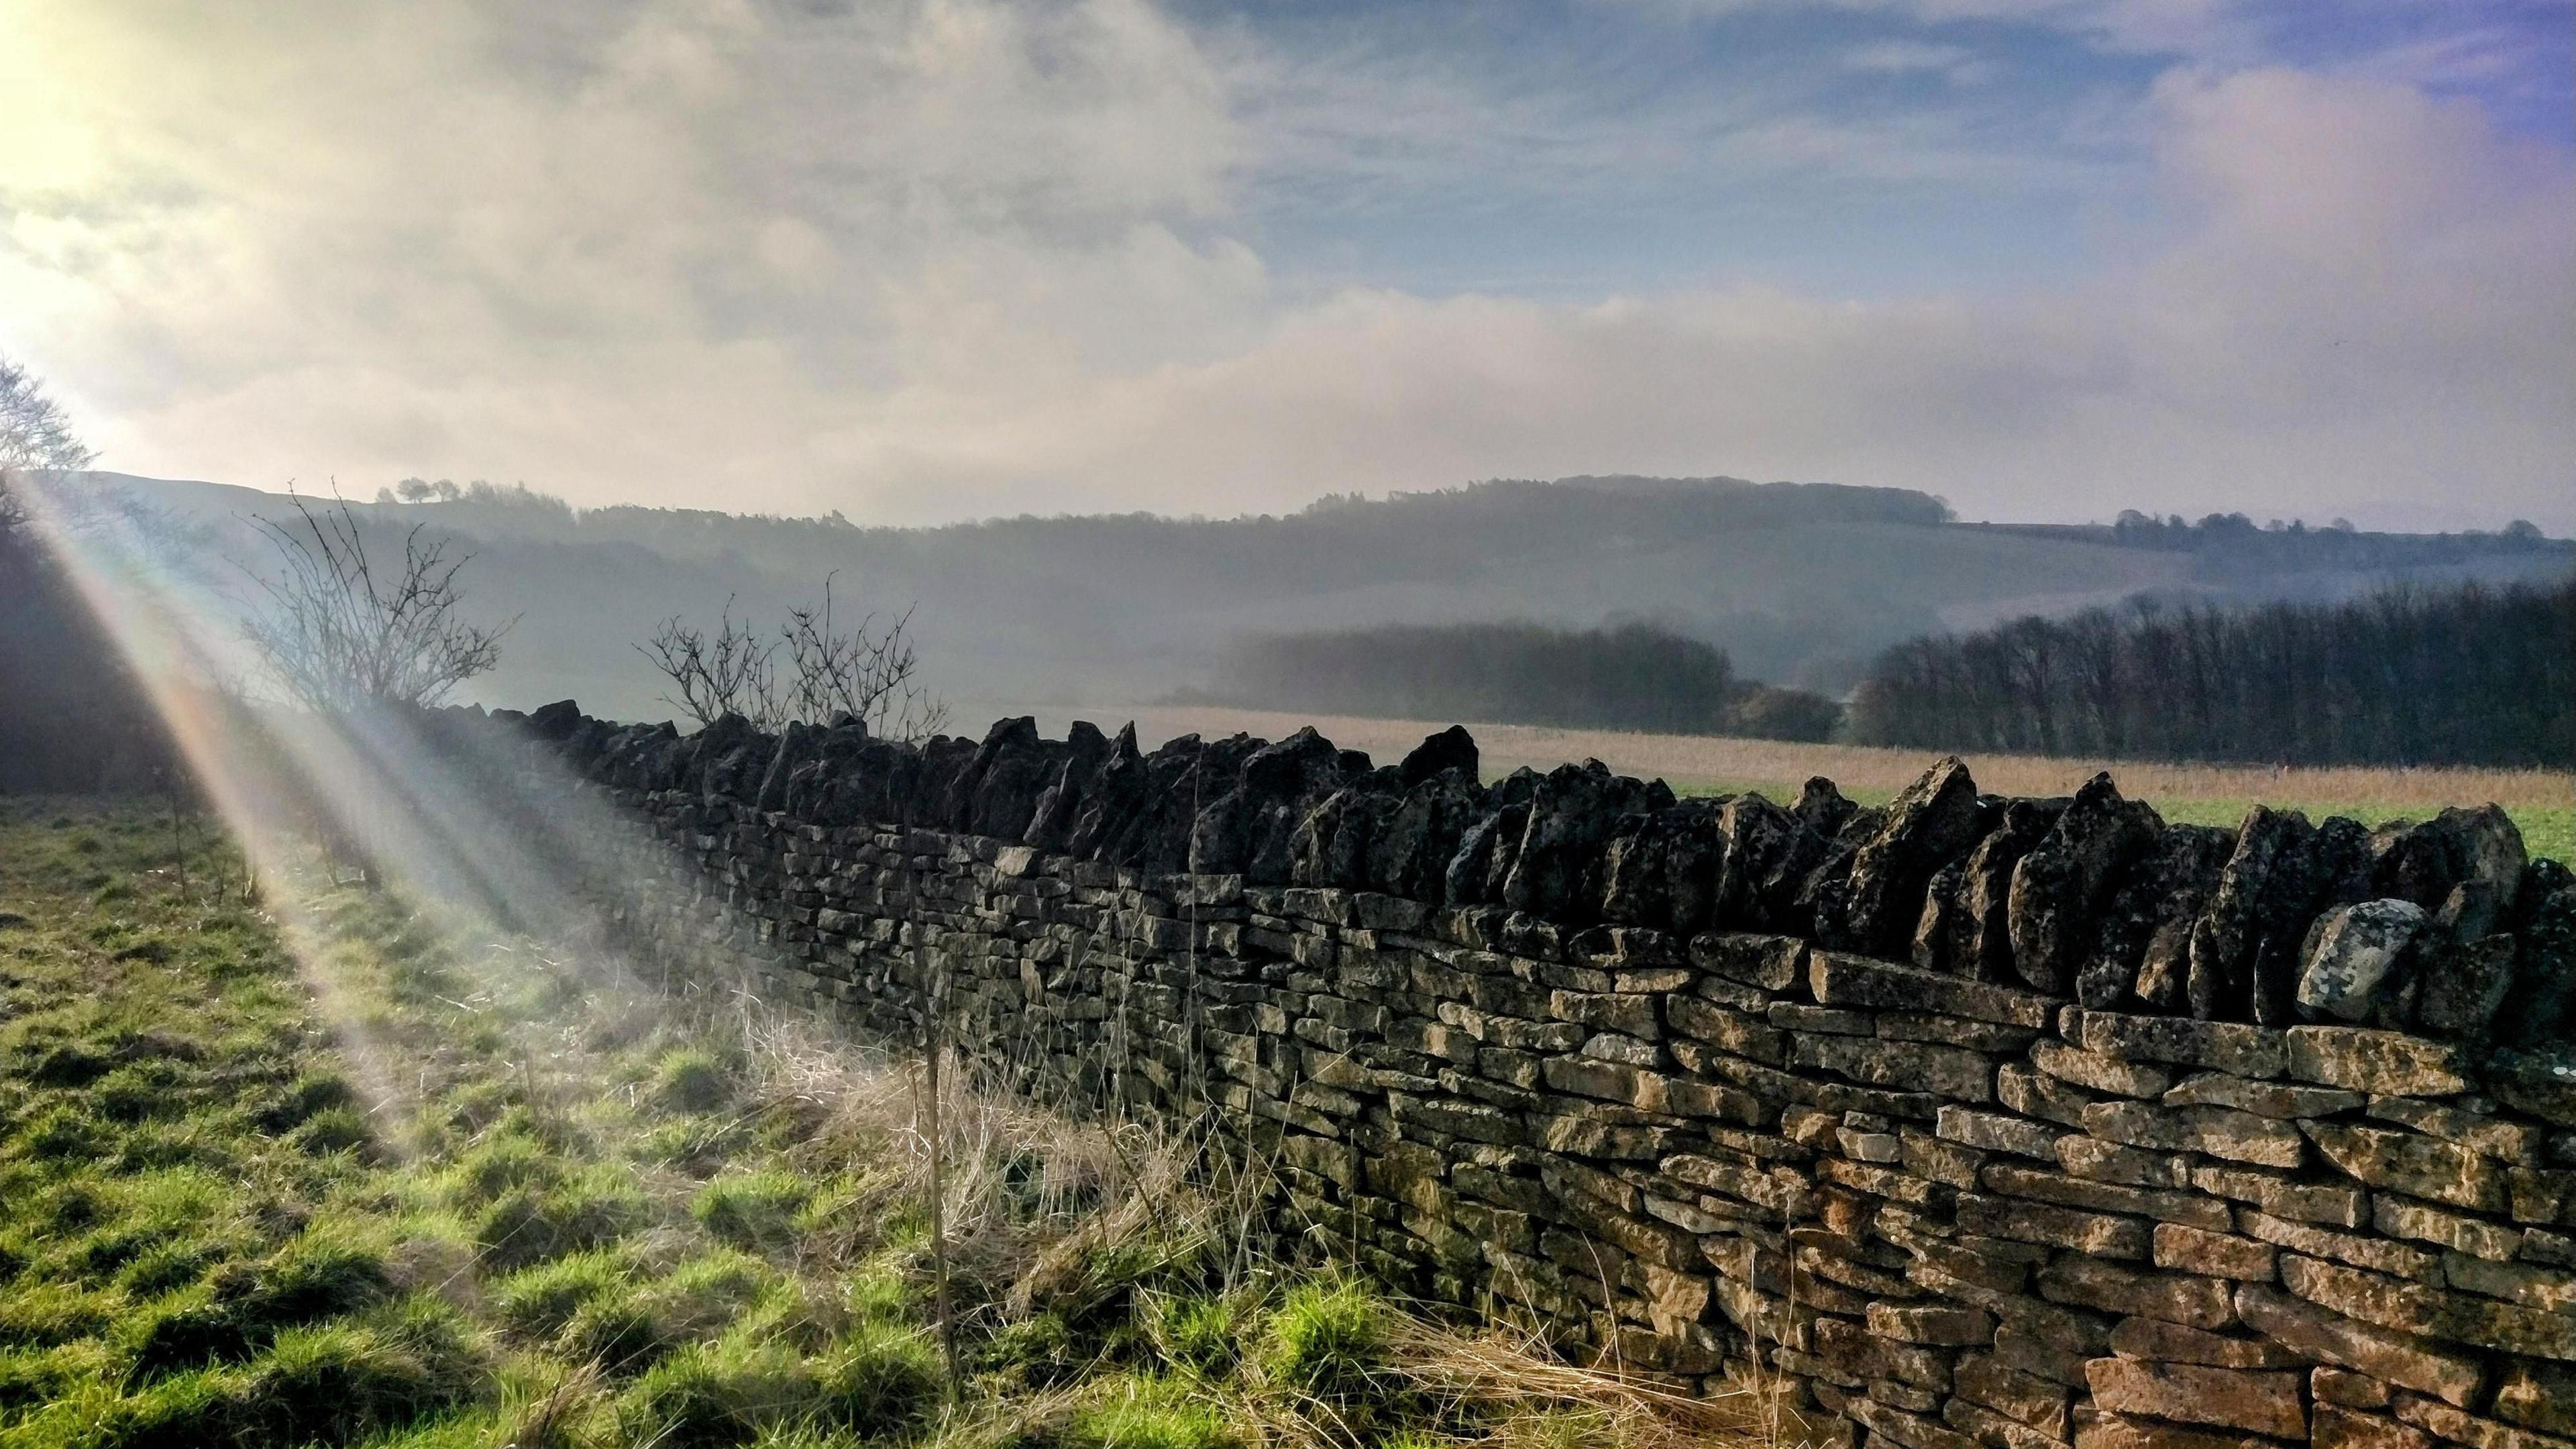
691, 1167, 814, 1253
652, 1046, 734, 1114
124, 1235, 393, 1377
472, 1165, 646, 1272
219, 1296, 487, 1445
1072, 1373, 1234, 1449
1257, 1279, 1407, 1430
491, 1250, 626, 1342
1145, 1293, 1244, 1379
814, 1320, 943, 1436
616, 1336, 811, 1448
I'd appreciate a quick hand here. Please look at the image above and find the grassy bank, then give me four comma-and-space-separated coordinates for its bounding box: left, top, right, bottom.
1069, 707, 2573, 863
0, 800, 1784, 1449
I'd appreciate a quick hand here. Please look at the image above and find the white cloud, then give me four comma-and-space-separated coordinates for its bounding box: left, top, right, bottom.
1843, 40, 1990, 81
1, 3, 2568, 531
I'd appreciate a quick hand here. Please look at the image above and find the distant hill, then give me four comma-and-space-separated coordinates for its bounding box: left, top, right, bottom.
86, 472, 2576, 725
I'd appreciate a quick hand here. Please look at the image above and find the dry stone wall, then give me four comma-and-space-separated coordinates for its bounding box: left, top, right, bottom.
482, 701, 2576, 1449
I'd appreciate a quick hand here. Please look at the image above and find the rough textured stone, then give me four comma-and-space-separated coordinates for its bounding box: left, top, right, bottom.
2298, 900, 2430, 1023
2303, 1122, 2506, 1214
2414, 934, 2518, 1045
2196, 1167, 2370, 1228
2084, 1358, 2306, 1440
1814, 951, 2059, 1028
2109, 1317, 2304, 1369
2079, 1012, 2289, 1079
2314, 1404, 2435, 1449
2083, 1100, 2308, 1170
2496, 883, 2576, 1051
2438, 1251, 2576, 1313
2363, 1098, 2539, 1165
1986, 1163, 2232, 1231
2491, 1362, 2576, 1437
1691, 930, 1807, 991
2010, 775, 2164, 996
2239, 1211, 2440, 1285
2312, 1368, 2392, 1411
2039, 1257, 2234, 1328
2076, 1413, 2279, 1449
2086, 825, 2234, 1012
2191, 806, 2332, 1026
1870, 1302, 2000, 1346
1956, 1354, 2073, 1437
2372, 1197, 2522, 1262
2061, 1136, 2195, 1189
2003, 1062, 2100, 1128
1843, 757, 1991, 955
2282, 1254, 2576, 1362
1941, 1106, 2068, 1161
2285, 1028, 2471, 1096
2165, 1071, 2367, 1120
2393, 1394, 2575, 1449
1797, 1030, 1996, 1104
2233, 1284, 2483, 1407
1968, 1193, 2155, 1258
2039, 1040, 2175, 1098
2154, 1224, 2278, 1281
1933, 800, 2066, 983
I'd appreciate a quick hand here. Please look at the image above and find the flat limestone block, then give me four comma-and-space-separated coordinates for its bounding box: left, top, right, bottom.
2084, 1358, 2309, 1439
1810, 950, 2057, 1028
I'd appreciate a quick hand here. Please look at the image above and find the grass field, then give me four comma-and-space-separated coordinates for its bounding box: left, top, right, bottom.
0, 800, 1789, 1449
1077, 707, 2573, 864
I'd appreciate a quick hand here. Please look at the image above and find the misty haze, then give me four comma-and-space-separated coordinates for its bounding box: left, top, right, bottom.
2, 3, 2571, 1448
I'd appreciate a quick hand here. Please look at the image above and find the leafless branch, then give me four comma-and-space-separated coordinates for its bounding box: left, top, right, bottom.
636, 595, 786, 730
635, 575, 947, 739
779, 572, 948, 741
239, 487, 513, 712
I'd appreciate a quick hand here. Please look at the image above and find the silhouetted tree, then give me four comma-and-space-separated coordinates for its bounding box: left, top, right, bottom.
1850, 578, 2575, 767
241, 491, 512, 712
1212, 619, 1843, 739
0, 355, 183, 792
639, 596, 786, 731
639, 579, 947, 740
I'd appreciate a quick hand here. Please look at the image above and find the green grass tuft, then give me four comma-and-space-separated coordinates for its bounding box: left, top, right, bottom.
616, 1336, 816, 1448
1255, 1279, 1413, 1432
812, 1320, 943, 1438
692, 1168, 816, 1254
490, 1250, 627, 1342
472, 1165, 647, 1273
653, 1047, 735, 1115
1071, 1374, 1234, 1449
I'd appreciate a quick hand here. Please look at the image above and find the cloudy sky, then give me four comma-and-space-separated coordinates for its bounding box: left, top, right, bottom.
3, 0, 2570, 529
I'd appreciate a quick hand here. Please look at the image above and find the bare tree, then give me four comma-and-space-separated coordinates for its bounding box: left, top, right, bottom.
780, 574, 947, 740
0, 354, 96, 476
241, 489, 511, 712
1, 353, 99, 537
637, 576, 947, 739
637, 596, 786, 731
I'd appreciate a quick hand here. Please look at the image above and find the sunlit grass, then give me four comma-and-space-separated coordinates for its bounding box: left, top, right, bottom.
0, 799, 1803, 1448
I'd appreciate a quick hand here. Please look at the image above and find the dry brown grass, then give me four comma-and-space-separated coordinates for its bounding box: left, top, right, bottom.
1073, 704, 2571, 816
719, 996, 1810, 1449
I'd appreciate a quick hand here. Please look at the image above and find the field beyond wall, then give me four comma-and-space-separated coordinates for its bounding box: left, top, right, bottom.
1026, 706, 2575, 863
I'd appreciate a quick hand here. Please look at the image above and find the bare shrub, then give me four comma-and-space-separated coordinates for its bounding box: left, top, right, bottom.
639, 576, 947, 740
781, 575, 948, 741
241, 489, 512, 712
638, 596, 786, 731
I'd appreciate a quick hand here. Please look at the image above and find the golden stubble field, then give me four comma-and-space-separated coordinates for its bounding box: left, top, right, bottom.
1016, 705, 2575, 862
